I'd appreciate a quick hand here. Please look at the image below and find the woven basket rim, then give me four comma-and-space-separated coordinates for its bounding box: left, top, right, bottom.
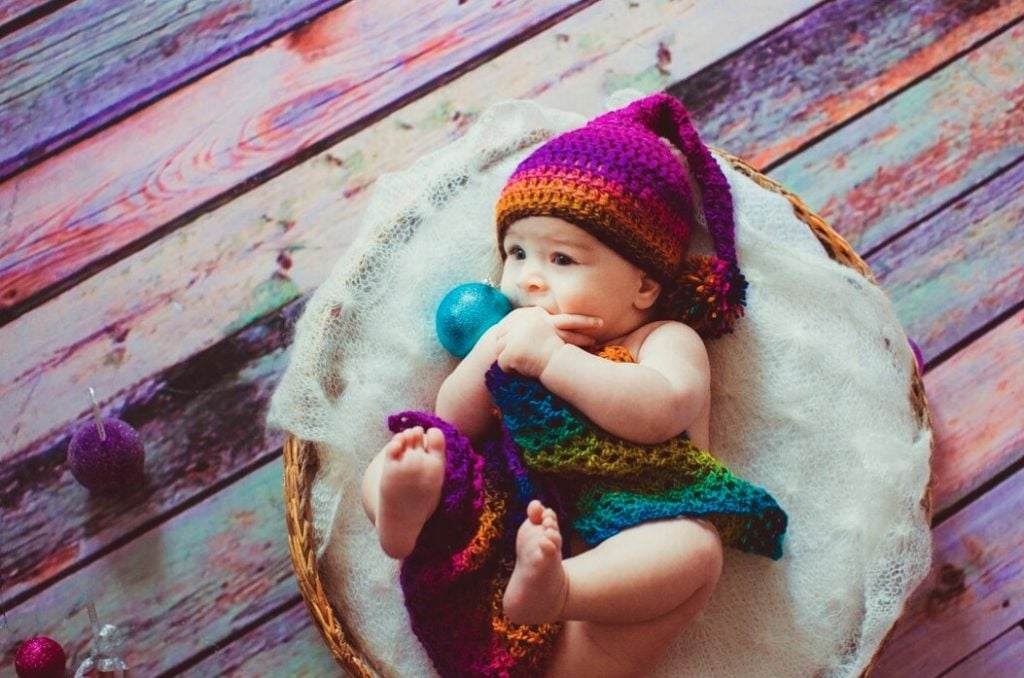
282, 150, 933, 677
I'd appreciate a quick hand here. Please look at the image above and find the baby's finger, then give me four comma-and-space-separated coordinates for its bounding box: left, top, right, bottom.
550, 313, 603, 330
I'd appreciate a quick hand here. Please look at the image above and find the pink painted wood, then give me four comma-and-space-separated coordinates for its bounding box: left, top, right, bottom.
2, 0, 1012, 464
0, 0, 589, 315
870, 466, 1024, 676
0, 0, 817, 466
0, 0, 345, 180
1, 0, 1022, 674
0, 0, 50, 27
943, 626, 1024, 678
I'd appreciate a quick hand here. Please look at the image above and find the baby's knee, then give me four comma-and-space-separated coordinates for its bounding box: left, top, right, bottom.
682, 519, 724, 589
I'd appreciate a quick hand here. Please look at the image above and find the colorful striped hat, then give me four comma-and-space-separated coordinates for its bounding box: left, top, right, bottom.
495, 93, 746, 337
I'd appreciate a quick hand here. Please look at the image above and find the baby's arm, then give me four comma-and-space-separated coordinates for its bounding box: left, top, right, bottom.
539, 322, 710, 444
435, 325, 502, 441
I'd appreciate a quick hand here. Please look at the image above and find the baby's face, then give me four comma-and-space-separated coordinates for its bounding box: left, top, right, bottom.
499, 216, 659, 341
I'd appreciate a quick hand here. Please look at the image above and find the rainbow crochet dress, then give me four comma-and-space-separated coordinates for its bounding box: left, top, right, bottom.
396, 348, 787, 677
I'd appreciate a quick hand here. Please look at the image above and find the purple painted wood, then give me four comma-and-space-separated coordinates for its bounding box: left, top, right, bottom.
0, 0, 590, 317
869, 159, 1024, 363
0, 460, 301, 677
672, 0, 1023, 169
925, 310, 1024, 515
0, 298, 302, 602
0, 0, 344, 181
770, 21, 1024, 252
944, 626, 1024, 678
870, 466, 1024, 676
4, 3, 1023, 618
3, 0, 1023, 673
1, 0, 1016, 463
186, 601, 338, 676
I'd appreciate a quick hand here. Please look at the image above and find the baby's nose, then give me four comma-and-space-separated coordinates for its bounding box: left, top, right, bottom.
518, 266, 546, 292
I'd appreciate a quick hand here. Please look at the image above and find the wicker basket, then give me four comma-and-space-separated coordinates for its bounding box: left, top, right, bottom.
282, 151, 933, 677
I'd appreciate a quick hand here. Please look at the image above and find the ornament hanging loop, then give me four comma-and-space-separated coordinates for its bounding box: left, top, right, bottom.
73, 602, 128, 678
88, 388, 107, 442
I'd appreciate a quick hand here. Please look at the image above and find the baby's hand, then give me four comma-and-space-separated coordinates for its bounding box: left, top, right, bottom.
494, 307, 601, 378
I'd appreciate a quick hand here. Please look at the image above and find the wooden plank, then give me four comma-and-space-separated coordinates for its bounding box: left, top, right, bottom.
925, 310, 1024, 515
0, 0, 51, 28
0, 0, 818, 460
0, 0, 589, 313
186, 601, 339, 676
0, 0, 344, 180
0, 460, 300, 677
672, 0, 1024, 169
0, 299, 301, 601
771, 22, 1024, 253
868, 159, 1024, 364
869, 467, 1024, 677
943, 626, 1024, 678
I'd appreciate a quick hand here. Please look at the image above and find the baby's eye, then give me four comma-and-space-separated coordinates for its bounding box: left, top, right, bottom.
508, 245, 526, 260
552, 253, 575, 266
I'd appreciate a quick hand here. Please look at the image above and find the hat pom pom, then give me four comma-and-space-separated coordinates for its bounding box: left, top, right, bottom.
674, 256, 747, 338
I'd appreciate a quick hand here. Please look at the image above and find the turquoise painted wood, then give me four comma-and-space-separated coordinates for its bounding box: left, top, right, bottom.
0, 0, 817, 468
771, 21, 1024, 253
0, 301, 301, 601
870, 158, 1024, 363
1, 0, 1022, 674
671, 0, 1024, 170
0, 461, 300, 676
3, 0, 1008, 466
187, 603, 339, 676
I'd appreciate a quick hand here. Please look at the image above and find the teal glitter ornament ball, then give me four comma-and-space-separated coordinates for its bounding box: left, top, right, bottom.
436, 283, 512, 358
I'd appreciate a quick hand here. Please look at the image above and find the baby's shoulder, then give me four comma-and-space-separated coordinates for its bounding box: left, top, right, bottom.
630, 320, 710, 369
630, 320, 705, 349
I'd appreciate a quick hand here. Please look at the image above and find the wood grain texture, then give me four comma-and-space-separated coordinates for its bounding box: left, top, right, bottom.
0, 460, 298, 677
770, 21, 1024, 253
869, 466, 1024, 676
185, 601, 338, 677
926, 310, 1024, 515
0, 0, 343, 180
0, 0, 52, 27
3, 1, 1021, 674
0, 0, 817, 461
0, 299, 301, 601
869, 159, 1024, 364
943, 626, 1024, 678
671, 0, 1024, 169
0, 0, 587, 314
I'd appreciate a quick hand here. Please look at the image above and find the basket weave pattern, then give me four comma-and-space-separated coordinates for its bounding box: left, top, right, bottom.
282, 152, 932, 677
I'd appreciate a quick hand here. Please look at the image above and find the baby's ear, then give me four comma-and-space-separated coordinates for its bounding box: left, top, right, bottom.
634, 273, 662, 310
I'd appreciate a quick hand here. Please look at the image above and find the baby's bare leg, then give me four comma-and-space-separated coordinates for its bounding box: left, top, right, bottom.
361, 426, 446, 559
504, 503, 722, 676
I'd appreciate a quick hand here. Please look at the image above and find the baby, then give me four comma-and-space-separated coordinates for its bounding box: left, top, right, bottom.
362, 94, 785, 677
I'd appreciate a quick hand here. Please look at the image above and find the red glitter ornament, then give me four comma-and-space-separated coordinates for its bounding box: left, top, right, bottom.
14, 636, 66, 678
67, 388, 145, 492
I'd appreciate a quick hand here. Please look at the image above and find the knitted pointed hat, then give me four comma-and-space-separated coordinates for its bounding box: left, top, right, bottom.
495, 93, 746, 337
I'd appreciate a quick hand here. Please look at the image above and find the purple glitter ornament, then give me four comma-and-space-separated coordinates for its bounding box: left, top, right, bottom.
67, 389, 145, 492
14, 636, 66, 678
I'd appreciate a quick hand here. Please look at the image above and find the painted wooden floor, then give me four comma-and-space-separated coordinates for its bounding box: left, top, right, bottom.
1, 0, 1021, 675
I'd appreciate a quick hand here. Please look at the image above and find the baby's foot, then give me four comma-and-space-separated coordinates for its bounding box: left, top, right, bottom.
503, 500, 568, 624
377, 426, 446, 559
